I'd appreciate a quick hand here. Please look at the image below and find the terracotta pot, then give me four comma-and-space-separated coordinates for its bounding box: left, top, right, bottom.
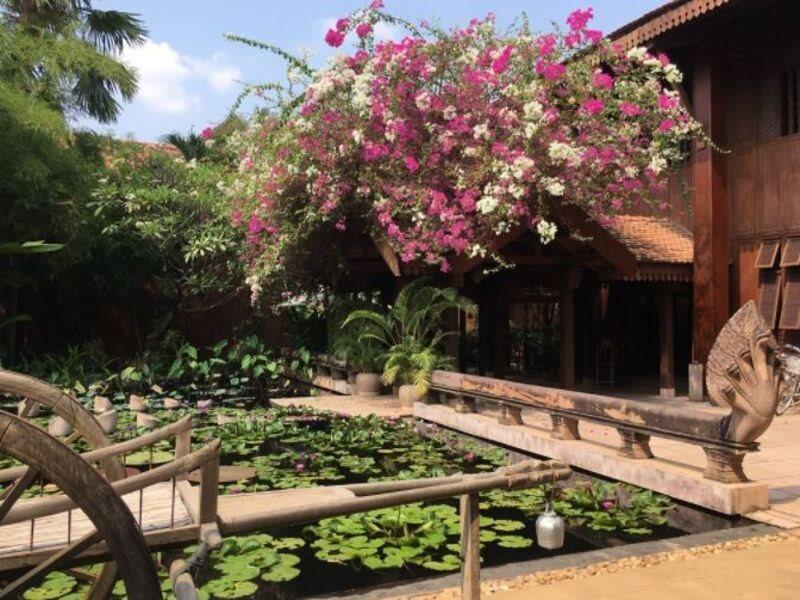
96, 409, 118, 434
93, 396, 113, 414
48, 416, 73, 437
398, 384, 422, 407
356, 373, 382, 397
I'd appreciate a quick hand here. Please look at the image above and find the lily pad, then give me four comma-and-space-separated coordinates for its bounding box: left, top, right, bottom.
202, 579, 258, 599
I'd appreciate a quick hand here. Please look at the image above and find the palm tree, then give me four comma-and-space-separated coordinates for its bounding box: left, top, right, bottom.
161, 130, 209, 161
342, 278, 475, 393
1, 0, 146, 122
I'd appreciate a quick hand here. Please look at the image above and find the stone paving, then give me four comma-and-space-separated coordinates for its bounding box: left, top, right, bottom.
406, 529, 800, 600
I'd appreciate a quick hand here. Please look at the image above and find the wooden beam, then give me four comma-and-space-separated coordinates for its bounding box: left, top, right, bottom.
372, 236, 401, 277
452, 224, 529, 275
692, 50, 729, 364
553, 204, 638, 278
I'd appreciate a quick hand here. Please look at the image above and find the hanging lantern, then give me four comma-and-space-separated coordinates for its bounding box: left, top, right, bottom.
536, 503, 565, 550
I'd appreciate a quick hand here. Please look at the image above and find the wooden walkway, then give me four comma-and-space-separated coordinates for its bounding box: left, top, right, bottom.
0, 481, 192, 557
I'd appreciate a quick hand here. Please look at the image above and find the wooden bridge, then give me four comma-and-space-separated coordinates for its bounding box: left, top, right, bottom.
0, 371, 571, 600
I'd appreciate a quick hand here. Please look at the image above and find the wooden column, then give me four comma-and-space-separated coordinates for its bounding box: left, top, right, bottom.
493, 279, 509, 378
692, 50, 729, 365
444, 275, 463, 371
659, 289, 676, 398
478, 288, 493, 376
560, 269, 579, 389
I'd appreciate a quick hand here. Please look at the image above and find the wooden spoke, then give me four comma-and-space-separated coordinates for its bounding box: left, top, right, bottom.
0, 467, 38, 522
0, 530, 102, 598
0, 413, 160, 598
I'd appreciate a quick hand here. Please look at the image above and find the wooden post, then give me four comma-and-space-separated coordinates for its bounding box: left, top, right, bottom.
460, 493, 480, 600
692, 50, 729, 365
659, 289, 676, 398
198, 450, 219, 526
560, 270, 578, 389
492, 279, 509, 378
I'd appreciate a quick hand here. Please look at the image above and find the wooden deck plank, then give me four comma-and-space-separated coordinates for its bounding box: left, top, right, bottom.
0, 481, 192, 557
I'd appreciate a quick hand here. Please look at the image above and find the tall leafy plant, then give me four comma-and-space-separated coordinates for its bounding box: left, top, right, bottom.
342, 279, 474, 393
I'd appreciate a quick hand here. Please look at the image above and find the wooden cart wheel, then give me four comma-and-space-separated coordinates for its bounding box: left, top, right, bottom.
0, 412, 161, 599
0, 370, 125, 597
0, 369, 123, 480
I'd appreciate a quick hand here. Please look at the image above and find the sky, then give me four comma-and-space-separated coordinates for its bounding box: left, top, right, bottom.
79, 1, 663, 142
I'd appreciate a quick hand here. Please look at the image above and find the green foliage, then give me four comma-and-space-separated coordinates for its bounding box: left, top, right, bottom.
341, 279, 475, 393
91, 148, 243, 302
0, 0, 145, 122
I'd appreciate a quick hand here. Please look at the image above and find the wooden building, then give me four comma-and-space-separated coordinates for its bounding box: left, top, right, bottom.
345, 0, 800, 400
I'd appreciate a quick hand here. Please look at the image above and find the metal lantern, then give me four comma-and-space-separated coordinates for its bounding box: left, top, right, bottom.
535, 503, 565, 550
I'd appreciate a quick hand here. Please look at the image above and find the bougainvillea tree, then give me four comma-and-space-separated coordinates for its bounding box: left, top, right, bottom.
227, 3, 703, 305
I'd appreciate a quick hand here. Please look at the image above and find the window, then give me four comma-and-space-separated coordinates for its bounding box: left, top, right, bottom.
781, 65, 800, 136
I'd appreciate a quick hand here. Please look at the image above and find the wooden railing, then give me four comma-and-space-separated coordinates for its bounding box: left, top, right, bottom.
429, 370, 761, 484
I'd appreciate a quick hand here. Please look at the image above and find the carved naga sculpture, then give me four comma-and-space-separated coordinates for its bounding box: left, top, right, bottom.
706, 300, 780, 444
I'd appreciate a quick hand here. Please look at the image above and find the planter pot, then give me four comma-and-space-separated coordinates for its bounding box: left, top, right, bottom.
93, 396, 113, 414
136, 412, 160, 430
128, 394, 148, 412
398, 384, 423, 407
163, 397, 182, 410
96, 409, 118, 434
48, 416, 73, 437
355, 373, 382, 397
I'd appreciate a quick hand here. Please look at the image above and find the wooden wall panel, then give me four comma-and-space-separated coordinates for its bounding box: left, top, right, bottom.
730, 149, 756, 236
758, 143, 783, 233
736, 241, 759, 309
780, 138, 800, 230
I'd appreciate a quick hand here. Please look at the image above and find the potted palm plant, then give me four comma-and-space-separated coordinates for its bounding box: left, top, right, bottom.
332, 327, 385, 396
342, 278, 475, 404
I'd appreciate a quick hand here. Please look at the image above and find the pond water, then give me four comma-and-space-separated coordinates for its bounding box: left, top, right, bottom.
8, 381, 748, 599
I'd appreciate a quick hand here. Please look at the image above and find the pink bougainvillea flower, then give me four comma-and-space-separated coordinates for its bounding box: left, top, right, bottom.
536, 60, 565, 81
566, 8, 594, 32
356, 22, 373, 38
404, 156, 420, 172
658, 118, 676, 132
200, 126, 214, 139
335, 17, 349, 32
592, 71, 614, 89
325, 28, 345, 47
537, 34, 556, 55
619, 101, 642, 117
491, 45, 514, 74
658, 94, 678, 110
369, 0, 384, 8
658, 52, 671, 66
581, 98, 604, 115
584, 29, 603, 44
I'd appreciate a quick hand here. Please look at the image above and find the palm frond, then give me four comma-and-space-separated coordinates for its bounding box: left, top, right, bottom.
82, 9, 147, 54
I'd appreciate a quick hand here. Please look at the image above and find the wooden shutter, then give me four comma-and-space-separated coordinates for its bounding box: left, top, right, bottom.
780, 270, 800, 330
759, 270, 781, 328
755, 239, 781, 268
782, 237, 800, 267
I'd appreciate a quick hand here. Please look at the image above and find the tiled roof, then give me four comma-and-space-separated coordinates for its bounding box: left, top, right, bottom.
610, 0, 735, 50
606, 215, 693, 264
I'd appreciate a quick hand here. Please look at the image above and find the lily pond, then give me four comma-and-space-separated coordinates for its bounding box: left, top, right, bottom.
16, 383, 699, 599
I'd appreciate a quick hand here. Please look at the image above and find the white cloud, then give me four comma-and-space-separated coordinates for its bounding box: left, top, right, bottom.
122, 40, 242, 114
